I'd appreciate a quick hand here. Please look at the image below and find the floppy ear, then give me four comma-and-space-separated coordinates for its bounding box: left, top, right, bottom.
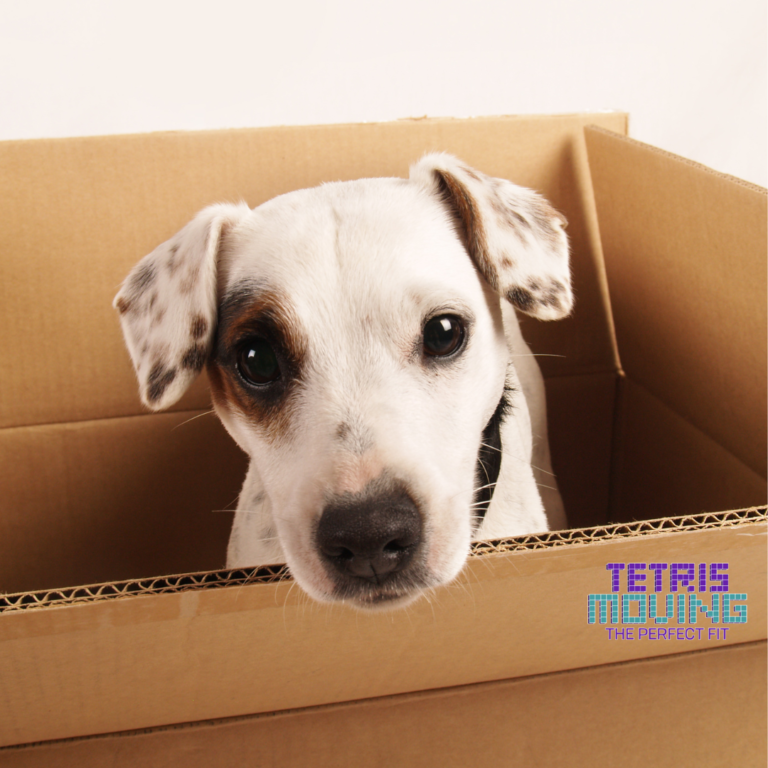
410, 153, 572, 320
114, 202, 251, 410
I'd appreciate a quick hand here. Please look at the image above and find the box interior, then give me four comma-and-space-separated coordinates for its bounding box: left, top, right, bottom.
0, 113, 765, 597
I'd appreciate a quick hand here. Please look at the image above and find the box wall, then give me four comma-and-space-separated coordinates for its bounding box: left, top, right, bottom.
585, 127, 768, 481
0, 412, 245, 593
611, 378, 767, 522
1, 519, 764, 747
2, 643, 764, 768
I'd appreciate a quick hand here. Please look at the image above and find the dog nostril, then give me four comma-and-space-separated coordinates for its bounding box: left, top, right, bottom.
328, 546, 357, 561
317, 487, 422, 582
382, 535, 417, 554
321, 544, 351, 559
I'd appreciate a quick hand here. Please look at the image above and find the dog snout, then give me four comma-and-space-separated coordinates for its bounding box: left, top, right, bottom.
317, 488, 422, 583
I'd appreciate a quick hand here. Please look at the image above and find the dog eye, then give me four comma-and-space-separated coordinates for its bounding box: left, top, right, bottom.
423, 315, 465, 357
237, 339, 281, 385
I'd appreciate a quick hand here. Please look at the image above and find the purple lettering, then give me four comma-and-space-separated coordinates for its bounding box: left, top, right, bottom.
709, 563, 729, 592
648, 563, 668, 592
606, 563, 625, 592
670, 563, 695, 592
628, 563, 647, 592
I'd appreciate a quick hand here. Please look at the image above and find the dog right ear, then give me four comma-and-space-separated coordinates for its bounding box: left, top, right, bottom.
410, 153, 572, 321
114, 202, 251, 410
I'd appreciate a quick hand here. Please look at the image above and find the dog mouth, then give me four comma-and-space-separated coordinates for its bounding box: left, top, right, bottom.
327, 564, 433, 609
345, 591, 424, 610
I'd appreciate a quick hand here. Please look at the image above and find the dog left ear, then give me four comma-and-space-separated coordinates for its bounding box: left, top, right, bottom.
114, 202, 251, 410
410, 153, 572, 320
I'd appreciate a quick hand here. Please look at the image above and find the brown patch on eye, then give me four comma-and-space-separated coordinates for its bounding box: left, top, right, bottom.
208, 284, 308, 444
434, 170, 498, 291
191, 314, 208, 340
147, 362, 177, 404
207, 362, 228, 413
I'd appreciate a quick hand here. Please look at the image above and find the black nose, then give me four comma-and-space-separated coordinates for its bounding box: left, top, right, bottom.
317, 488, 422, 583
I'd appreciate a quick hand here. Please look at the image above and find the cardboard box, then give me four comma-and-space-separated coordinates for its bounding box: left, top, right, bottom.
0, 114, 765, 766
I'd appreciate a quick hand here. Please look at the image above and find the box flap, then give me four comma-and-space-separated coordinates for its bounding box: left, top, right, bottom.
585, 127, 767, 478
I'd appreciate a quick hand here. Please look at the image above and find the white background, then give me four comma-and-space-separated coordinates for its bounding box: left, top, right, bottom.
1, 0, 765, 186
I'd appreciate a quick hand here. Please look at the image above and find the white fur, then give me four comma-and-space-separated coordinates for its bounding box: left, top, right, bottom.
114, 154, 571, 610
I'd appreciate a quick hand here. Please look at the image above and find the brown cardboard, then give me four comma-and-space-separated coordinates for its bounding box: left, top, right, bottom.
2, 642, 764, 768
584, 126, 767, 479
0, 114, 765, 761
0, 513, 765, 747
610, 378, 766, 522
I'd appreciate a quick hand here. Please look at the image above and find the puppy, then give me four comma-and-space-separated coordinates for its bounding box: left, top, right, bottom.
114, 153, 571, 610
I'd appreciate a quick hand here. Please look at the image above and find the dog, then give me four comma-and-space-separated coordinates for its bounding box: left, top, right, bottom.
114, 153, 571, 610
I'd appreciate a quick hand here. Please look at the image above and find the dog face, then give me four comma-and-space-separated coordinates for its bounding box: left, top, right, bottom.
114, 154, 571, 609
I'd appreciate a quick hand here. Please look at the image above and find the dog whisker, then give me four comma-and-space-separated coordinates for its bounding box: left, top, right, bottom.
509, 352, 566, 358
444, 480, 498, 506
470, 482, 498, 496
480, 442, 559, 483
477, 458, 493, 487
499, 451, 558, 478
468, 498, 497, 510
171, 409, 216, 430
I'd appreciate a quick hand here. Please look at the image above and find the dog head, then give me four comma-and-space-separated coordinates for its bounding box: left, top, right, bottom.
114, 154, 570, 609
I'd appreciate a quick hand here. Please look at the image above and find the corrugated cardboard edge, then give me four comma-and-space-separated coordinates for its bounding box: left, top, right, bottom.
2, 507, 764, 614
0, 111, 630, 147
